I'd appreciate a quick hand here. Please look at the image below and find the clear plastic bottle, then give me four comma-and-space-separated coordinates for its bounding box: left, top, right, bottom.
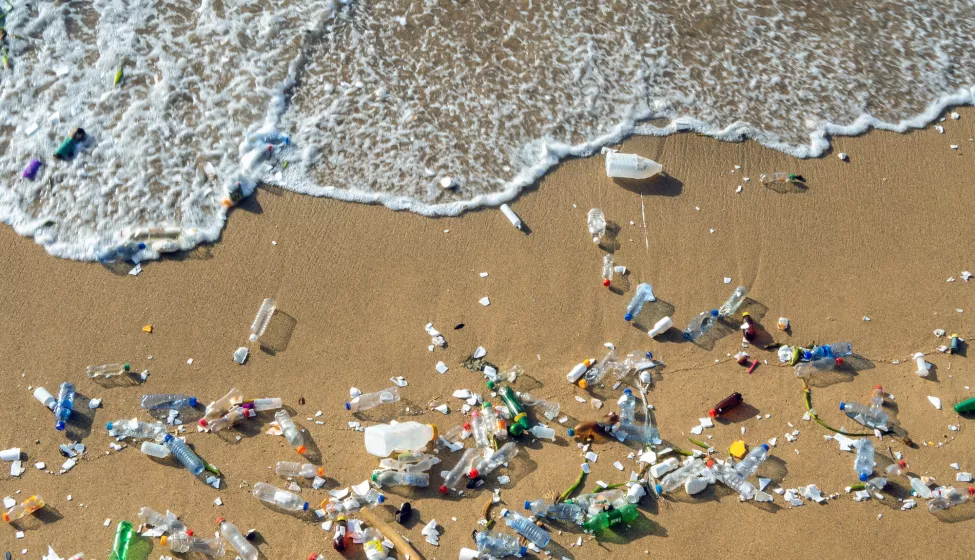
86, 363, 130, 379
655, 459, 708, 494
476, 530, 527, 558
502, 509, 551, 547
217, 517, 258, 560
569, 489, 627, 514
379, 454, 440, 473
928, 487, 973, 512
371, 470, 429, 488
718, 286, 748, 317
140, 441, 172, 458
471, 442, 519, 478
361, 528, 387, 560
141, 394, 198, 410
624, 283, 656, 321
734, 444, 770, 477
253, 482, 309, 512
247, 397, 283, 412
601, 254, 614, 287
683, 310, 719, 341
524, 499, 584, 524
440, 448, 479, 494
54, 382, 75, 431
345, 387, 401, 412
2, 495, 44, 523
618, 389, 636, 428
160, 533, 225, 557
274, 410, 307, 454
840, 401, 889, 429
582, 347, 618, 388
204, 388, 244, 421
885, 460, 907, 476
870, 385, 885, 411
249, 298, 276, 342
618, 422, 661, 445
107, 418, 167, 440
760, 172, 797, 184
713, 462, 757, 499
853, 439, 875, 482
469, 410, 492, 449
163, 434, 206, 476
910, 476, 933, 498
587, 208, 606, 243
137, 507, 186, 534
480, 403, 507, 440
200, 406, 254, 432
807, 342, 853, 360
363, 421, 436, 457
276, 461, 324, 479
520, 393, 560, 421
795, 357, 842, 377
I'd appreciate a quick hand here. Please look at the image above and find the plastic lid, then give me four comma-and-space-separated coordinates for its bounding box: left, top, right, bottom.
708, 409, 717, 418
578, 379, 588, 389
645, 351, 653, 359
603, 279, 610, 287
123, 363, 131, 371
742, 312, 750, 318
520, 547, 528, 556
968, 487, 975, 497
344, 402, 352, 410
859, 473, 869, 482
654, 484, 662, 493
486, 381, 496, 390
186, 529, 194, 537
372, 472, 379, 482
624, 389, 632, 396
317, 467, 326, 477
874, 385, 883, 390
803, 351, 812, 360
524, 500, 533, 510
836, 358, 844, 365
839, 402, 847, 411
463, 422, 471, 431
189, 397, 198, 407
483, 401, 492, 408
567, 428, 575, 437
469, 468, 480, 479
624, 313, 633, 321
510, 424, 524, 436
439, 485, 449, 495
302, 502, 309, 511
296, 445, 307, 454
378, 495, 385, 503
106, 422, 114, 430
897, 461, 907, 468
55, 421, 65, 431
164, 434, 174, 442
710, 309, 719, 317
215, 517, 225, 525
199, 419, 208, 427
160, 536, 169, 546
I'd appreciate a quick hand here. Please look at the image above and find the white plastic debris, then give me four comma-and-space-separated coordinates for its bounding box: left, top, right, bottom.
436, 361, 449, 374
684, 477, 708, 495
459, 548, 480, 560
0, 448, 20, 462
129, 263, 143, 276
9, 461, 24, 477
213, 497, 223, 506
473, 346, 487, 359
650, 458, 678, 478
390, 376, 408, 387
838, 152, 848, 161
613, 461, 625, 471
479, 297, 491, 307
425, 323, 447, 347
928, 396, 942, 410
3, 497, 16, 509
585, 451, 599, 463
479, 272, 488, 278
951, 112, 960, 119
421, 519, 440, 546
434, 404, 450, 414
233, 347, 249, 364
963, 271, 973, 281
89, 397, 102, 409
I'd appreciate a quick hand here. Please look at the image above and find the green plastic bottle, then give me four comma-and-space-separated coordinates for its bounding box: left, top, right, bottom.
954, 396, 975, 413
582, 504, 639, 533
110, 520, 134, 560
498, 386, 530, 436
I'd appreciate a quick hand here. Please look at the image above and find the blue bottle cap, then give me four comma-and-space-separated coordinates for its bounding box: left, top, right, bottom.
302, 502, 309, 511
859, 473, 869, 482
106, 422, 114, 430
163, 434, 174, 442
654, 484, 662, 494
683, 332, 692, 340
344, 402, 352, 410
55, 421, 65, 431
761, 443, 770, 451
189, 397, 198, 407
520, 547, 528, 556
645, 351, 653, 360
803, 351, 812, 360
710, 309, 719, 317
567, 428, 575, 437
839, 402, 847, 411
524, 500, 531, 510
624, 388, 632, 396
624, 313, 634, 322
377, 495, 385, 504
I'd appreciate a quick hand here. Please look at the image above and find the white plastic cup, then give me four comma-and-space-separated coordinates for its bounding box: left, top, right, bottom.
33, 386, 56, 410
648, 316, 673, 338
603, 148, 663, 179
0, 447, 21, 461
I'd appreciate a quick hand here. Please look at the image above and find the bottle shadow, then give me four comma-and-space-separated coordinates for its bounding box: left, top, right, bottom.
9, 505, 63, 531
612, 173, 683, 197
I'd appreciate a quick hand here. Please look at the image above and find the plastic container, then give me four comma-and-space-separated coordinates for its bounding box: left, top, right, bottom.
249, 298, 276, 342
683, 310, 719, 341
204, 388, 243, 421
734, 444, 770, 477
853, 438, 875, 482
524, 499, 584, 524
912, 353, 930, 377
346, 387, 400, 412
440, 448, 479, 494
476, 530, 527, 558
603, 148, 663, 179
160, 533, 225, 557
471, 442, 519, 478
718, 286, 748, 317
582, 503, 639, 533
107, 418, 167, 440
648, 316, 673, 338
713, 462, 757, 499
601, 254, 614, 287
33, 386, 56, 410
587, 209, 606, 243
499, 386, 530, 435
217, 517, 258, 560
2, 495, 44, 523
200, 406, 255, 432
794, 357, 843, 377
709, 392, 743, 418
928, 487, 974, 512
655, 458, 707, 494
274, 410, 307, 454
364, 421, 435, 457
86, 363, 130, 379
253, 482, 309, 512
0, 447, 21, 461
54, 382, 75, 431
529, 424, 555, 441
501, 509, 551, 547
141, 394, 197, 410
909, 476, 932, 498
372, 470, 429, 488
163, 435, 206, 476
581, 347, 618, 388
840, 401, 889, 429
886, 460, 908, 476
362, 528, 388, 560
137, 507, 186, 534
276, 461, 324, 479
140, 442, 172, 459
624, 283, 656, 321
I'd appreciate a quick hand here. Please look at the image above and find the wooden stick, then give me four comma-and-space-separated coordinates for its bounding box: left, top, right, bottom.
357, 507, 423, 560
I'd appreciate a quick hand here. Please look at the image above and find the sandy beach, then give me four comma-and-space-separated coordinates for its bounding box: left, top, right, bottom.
2, 109, 975, 559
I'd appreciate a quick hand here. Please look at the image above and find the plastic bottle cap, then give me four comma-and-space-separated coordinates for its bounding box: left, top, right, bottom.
372, 472, 379, 483
463, 423, 471, 431
645, 351, 653, 359
859, 473, 869, 482
56, 421, 65, 431
654, 484, 662, 493
296, 445, 307, 454
742, 312, 750, 318
761, 443, 770, 451
186, 529, 194, 536
578, 379, 588, 389
344, 402, 351, 410
708, 409, 717, 418
803, 351, 812, 360
164, 434, 174, 443
483, 402, 492, 408
189, 397, 198, 407
123, 363, 131, 371
468, 468, 480, 479
199, 419, 208, 427
624, 313, 633, 321
215, 517, 225, 525
317, 467, 325, 478
624, 389, 632, 396
106, 422, 114, 430
603, 279, 610, 287
377, 495, 385, 503
439, 485, 449, 495
836, 358, 844, 365
839, 402, 847, 411
486, 381, 496, 390
302, 502, 309, 511
897, 461, 907, 468
874, 385, 883, 390
710, 309, 719, 317
160, 536, 168, 546
567, 428, 575, 437
520, 547, 528, 556
968, 487, 975, 497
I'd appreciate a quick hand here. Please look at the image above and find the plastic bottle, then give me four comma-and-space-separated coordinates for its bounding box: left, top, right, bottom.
807, 342, 853, 360
253, 482, 309, 512
569, 489, 627, 513
582, 503, 639, 533
379, 454, 440, 473
617, 422, 661, 445
86, 363, 130, 379
469, 410, 491, 449
740, 313, 757, 341
163, 434, 205, 476
870, 385, 885, 410
928, 487, 974, 512
107, 418, 167, 440
217, 517, 258, 560
500, 204, 523, 230
33, 386, 56, 410
247, 397, 283, 412
332, 515, 349, 551
601, 254, 614, 287
760, 172, 798, 184
276, 461, 324, 479
364, 421, 436, 457
137, 507, 186, 534
475, 530, 527, 558
200, 406, 255, 432
709, 392, 743, 418
471, 442, 519, 478
345, 387, 400, 412
587, 208, 606, 243
794, 357, 843, 377
912, 352, 930, 377
624, 283, 656, 321
372, 470, 429, 488
501, 509, 551, 547
524, 499, 585, 524
141, 394, 197, 410
361, 528, 387, 560
654, 459, 707, 494
618, 389, 636, 428
683, 309, 719, 341
53, 128, 86, 160
566, 358, 596, 383
204, 388, 244, 421
440, 448, 479, 494
274, 410, 307, 454
2, 495, 44, 523
950, 334, 961, 355
249, 298, 276, 342
54, 382, 75, 431
480, 403, 508, 440
910, 476, 933, 498
839, 401, 889, 429
603, 148, 663, 179
520, 393, 560, 421
648, 316, 673, 338
110, 520, 135, 560
853, 439, 875, 482
530, 424, 556, 441
713, 462, 757, 499
734, 444, 770, 477
160, 533, 225, 557
718, 286, 748, 317
886, 460, 908, 476
567, 421, 614, 440
954, 396, 975, 414
498, 386, 530, 435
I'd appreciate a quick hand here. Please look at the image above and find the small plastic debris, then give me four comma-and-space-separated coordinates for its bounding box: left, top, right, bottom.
499, 204, 523, 230
434, 404, 449, 414
213, 497, 223, 506
435, 361, 449, 374
957, 472, 973, 482
729, 441, 746, 460
838, 152, 848, 161
951, 112, 960, 119
928, 396, 942, 410
585, 451, 598, 463
479, 297, 491, 307
421, 519, 440, 546
89, 398, 102, 409
142, 324, 153, 333
233, 347, 249, 365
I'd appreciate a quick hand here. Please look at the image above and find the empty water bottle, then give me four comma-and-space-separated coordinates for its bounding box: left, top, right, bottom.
886, 460, 908, 476
569, 489, 627, 514
502, 509, 551, 547
200, 406, 255, 432
141, 394, 197, 410
910, 476, 933, 498
204, 388, 243, 421
912, 352, 930, 377
794, 357, 843, 378
618, 389, 636, 427
760, 172, 799, 184
853, 439, 875, 482
253, 482, 309, 512
618, 422, 661, 445
624, 283, 656, 321
928, 487, 974, 512
718, 286, 748, 317
274, 410, 307, 454
476, 530, 526, 558
601, 254, 614, 287
840, 401, 888, 429
163, 434, 205, 476
713, 461, 757, 499
440, 448, 479, 494
246, 397, 283, 411
160, 533, 225, 557
249, 298, 276, 342
364, 421, 436, 457
520, 393, 560, 421
54, 382, 75, 431
807, 342, 853, 360
870, 385, 885, 410
480, 403, 508, 440
217, 517, 258, 560
276, 461, 324, 479
734, 444, 770, 477
140, 441, 172, 458
107, 418, 167, 440
587, 208, 606, 243
524, 499, 584, 524
655, 458, 708, 494
469, 410, 492, 449
372, 470, 429, 488
346, 387, 400, 412
86, 363, 130, 379
137, 507, 186, 534
582, 503, 639, 533
684, 309, 719, 341
471, 442, 519, 478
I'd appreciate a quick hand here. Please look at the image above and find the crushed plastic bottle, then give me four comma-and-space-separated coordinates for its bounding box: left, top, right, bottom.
471, 442, 519, 478
795, 357, 843, 377
582, 503, 639, 533
469, 410, 492, 449
253, 482, 309, 512
624, 283, 656, 321
501, 509, 551, 547
655, 458, 708, 494
618, 389, 636, 428
734, 444, 770, 477
440, 448, 479, 494
886, 460, 908, 476
107, 418, 167, 440
718, 286, 748, 317
569, 489, 627, 514
249, 298, 276, 343
163, 434, 206, 476
379, 453, 440, 473
274, 410, 307, 454
362, 528, 387, 560
217, 517, 258, 560
853, 439, 875, 482
910, 476, 933, 498
476, 530, 527, 558
86, 363, 130, 379
713, 461, 757, 499
760, 172, 799, 184
928, 487, 974, 512
276, 461, 324, 479
520, 393, 560, 421
587, 208, 606, 243
346, 387, 400, 412
137, 507, 186, 534
581, 347, 618, 389
245, 397, 283, 412
204, 388, 244, 421
2, 495, 44, 523
160, 533, 225, 557
364, 421, 436, 457
807, 342, 853, 360
524, 499, 584, 524
200, 406, 255, 432
601, 254, 614, 287
372, 470, 430, 488
480, 403, 508, 441
141, 394, 197, 410
54, 382, 75, 431
683, 309, 719, 341
840, 401, 889, 430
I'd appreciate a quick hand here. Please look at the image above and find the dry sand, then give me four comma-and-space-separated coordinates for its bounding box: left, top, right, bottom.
2, 109, 975, 559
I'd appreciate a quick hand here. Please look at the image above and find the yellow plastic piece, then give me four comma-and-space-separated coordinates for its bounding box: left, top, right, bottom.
729, 440, 747, 459
142, 324, 153, 333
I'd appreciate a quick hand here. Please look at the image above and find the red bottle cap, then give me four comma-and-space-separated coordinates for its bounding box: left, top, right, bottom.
215, 517, 225, 526
874, 385, 883, 390
309, 554, 319, 560
836, 358, 844, 365
708, 409, 717, 418
602, 279, 610, 287
968, 487, 975, 497
897, 461, 907, 468
439, 485, 449, 495
186, 529, 194, 537
468, 468, 480, 479
198, 418, 208, 427
463, 423, 471, 431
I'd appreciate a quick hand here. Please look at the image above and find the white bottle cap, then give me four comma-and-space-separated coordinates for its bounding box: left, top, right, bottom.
0, 447, 21, 461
